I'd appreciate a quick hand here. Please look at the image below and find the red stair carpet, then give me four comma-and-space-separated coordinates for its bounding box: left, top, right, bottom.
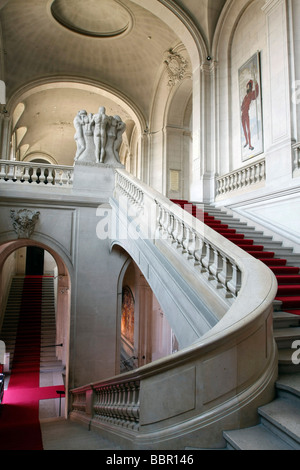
0, 276, 64, 450
172, 200, 300, 317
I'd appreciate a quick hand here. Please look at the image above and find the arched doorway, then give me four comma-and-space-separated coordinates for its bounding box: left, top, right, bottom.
0, 239, 71, 418
117, 254, 178, 374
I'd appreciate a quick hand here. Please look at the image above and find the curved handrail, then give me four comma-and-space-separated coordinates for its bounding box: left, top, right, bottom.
70, 168, 278, 449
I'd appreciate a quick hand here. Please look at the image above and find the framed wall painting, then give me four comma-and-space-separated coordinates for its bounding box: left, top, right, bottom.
121, 285, 135, 346
239, 51, 263, 161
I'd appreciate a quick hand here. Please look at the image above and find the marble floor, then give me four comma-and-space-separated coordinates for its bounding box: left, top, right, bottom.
40, 418, 123, 450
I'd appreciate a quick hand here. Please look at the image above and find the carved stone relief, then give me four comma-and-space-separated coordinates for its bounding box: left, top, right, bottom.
10, 209, 40, 238
164, 49, 188, 87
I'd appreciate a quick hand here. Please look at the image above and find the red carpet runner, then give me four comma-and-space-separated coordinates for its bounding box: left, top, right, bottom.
172, 200, 300, 317
0, 276, 64, 450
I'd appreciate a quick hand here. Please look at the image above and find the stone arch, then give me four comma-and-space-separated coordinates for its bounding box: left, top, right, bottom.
5, 78, 147, 168
0, 238, 71, 413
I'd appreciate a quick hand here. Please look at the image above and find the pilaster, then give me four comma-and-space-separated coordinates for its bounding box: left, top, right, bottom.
262, 0, 294, 189
190, 59, 218, 203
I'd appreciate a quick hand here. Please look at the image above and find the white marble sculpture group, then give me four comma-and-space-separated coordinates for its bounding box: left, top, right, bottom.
74, 106, 126, 166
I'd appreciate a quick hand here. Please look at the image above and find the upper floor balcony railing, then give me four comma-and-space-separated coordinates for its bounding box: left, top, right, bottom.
0, 160, 73, 187
216, 158, 265, 199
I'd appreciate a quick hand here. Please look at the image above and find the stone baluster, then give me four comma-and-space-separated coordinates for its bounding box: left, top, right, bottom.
7, 163, 15, 181
30, 167, 39, 183
127, 381, 140, 430
202, 242, 215, 280
39, 167, 46, 184
209, 248, 224, 288
194, 233, 207, 272
167, 212, 175, 241
182, 224, 191, 255
0, 162, 6, 179
227, 262, 242, 297
217, 255, 234, 298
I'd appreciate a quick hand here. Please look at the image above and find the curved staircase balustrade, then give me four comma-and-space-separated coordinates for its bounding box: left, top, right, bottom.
0, 160, 73, 186
70, 169, 279, 450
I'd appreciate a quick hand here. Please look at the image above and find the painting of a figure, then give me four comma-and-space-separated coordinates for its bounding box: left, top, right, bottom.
239, 52, 263, 161
121, 286, 134, 346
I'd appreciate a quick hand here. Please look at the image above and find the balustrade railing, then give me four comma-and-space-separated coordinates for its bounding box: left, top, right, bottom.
70, 168, 277, 449
93, 380, 140, 430
292, 141, 300, 177
216, 158, 265, 198
115, 170, 242, 300
0, 160, 73, 186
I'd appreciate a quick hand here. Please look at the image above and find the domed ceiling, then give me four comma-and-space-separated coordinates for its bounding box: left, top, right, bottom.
51, 0, 133, 38
0, 0, 226, 164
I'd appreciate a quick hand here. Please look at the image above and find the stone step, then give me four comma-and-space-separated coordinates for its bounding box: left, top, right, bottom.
258, 398, 300, 449
273, 311, 300, 329
223, 373, 300, 450
224, 423, 295, 450
276, 374, 300, 399
274, 327, 300, 349
278, 349, 300, 374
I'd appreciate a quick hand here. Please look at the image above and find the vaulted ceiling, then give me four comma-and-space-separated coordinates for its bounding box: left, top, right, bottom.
0, 0, 226, 164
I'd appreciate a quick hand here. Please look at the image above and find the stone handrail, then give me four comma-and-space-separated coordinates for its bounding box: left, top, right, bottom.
115, 170, 242, 300
70, 168, 278, 450
0, 160, 73, 186
216, 158, 265, 198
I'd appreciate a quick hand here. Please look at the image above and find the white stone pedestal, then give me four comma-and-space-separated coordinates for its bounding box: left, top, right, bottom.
72, 161, 124, 197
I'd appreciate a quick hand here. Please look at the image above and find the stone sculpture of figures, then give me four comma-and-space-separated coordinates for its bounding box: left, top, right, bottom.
93, 106, 110, 163
113, 115, 126, 163
74, 110, 87, 161
73, 106, 126, 166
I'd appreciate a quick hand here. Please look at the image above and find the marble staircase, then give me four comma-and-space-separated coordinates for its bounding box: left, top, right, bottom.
200, 204, 300, 450
0, 276, 63, 374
